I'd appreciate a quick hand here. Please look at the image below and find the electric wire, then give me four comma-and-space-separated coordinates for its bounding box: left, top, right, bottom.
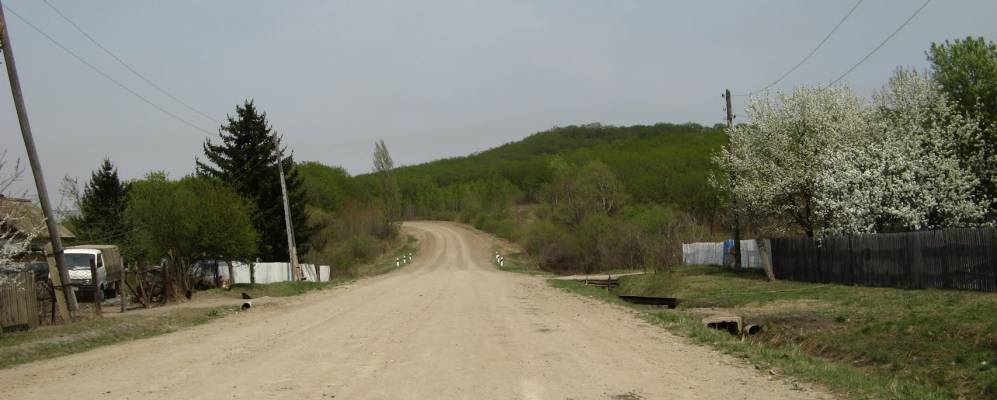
2, 5, 215, 135
735, 0, 864, 97
827, 0, 931, 86
41, 0, 219, 124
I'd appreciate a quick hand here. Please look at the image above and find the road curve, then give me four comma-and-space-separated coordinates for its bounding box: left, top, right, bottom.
0, 221, 831, 399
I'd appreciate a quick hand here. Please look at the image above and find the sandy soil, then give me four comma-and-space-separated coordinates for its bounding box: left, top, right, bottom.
0, 221, 832, 399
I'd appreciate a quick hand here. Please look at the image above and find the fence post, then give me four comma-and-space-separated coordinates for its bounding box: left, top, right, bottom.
847, 235, 854, 286
119, 264, 126, 313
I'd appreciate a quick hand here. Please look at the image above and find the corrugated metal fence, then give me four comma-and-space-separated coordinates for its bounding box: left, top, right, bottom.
682, 240, 769, 269
770, 228, 996, 291
219, 262, 331, 284
0, 271, 38, 331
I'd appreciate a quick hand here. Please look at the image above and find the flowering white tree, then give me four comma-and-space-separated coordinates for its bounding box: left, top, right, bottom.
713, 85, 869, 237
818, 69, 988, 234
0, 157, 39, 285
715, 70, 989, 237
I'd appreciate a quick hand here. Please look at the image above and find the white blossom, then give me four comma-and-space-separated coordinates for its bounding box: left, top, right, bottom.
715, 70, 989, 236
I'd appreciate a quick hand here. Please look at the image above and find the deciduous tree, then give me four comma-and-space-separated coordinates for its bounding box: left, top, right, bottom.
123, 173, 258, 297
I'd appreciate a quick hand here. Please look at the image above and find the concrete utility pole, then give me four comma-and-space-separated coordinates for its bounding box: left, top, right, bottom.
724, 89, 742, 270
0, 2, 78, 318
275, 139, 301, 281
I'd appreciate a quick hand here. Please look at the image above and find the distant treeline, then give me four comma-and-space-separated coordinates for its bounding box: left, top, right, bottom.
356, 122, 726, 221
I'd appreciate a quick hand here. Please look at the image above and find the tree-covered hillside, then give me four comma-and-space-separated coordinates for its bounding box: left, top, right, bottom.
350, 122, 725, 221
298, 122, 725, 273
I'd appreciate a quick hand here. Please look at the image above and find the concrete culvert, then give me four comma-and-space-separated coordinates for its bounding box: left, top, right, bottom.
241, 301, 252, 311
744, 324, 763, 335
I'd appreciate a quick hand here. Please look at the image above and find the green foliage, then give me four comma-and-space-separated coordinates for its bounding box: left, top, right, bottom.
123, 173, 258, 291
539, 159, 628, 225
373, 139, 401, 225
928, 37, 997, 217
357, 122, 725, 222
197, 100, 311, 260
225, 281, 329, 298
297, 162, 356, 212
67, 158, 128, 243
929, 37, 997, 129
606, 265, 997, 399
302, 123, 722, 273
302, 203, 391, 272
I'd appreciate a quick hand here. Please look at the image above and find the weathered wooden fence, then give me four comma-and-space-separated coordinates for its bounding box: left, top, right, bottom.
770, 228, 996, 291
0, 271, 40, 332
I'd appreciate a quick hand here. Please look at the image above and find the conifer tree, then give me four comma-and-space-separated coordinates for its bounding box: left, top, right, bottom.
74, 158, 128, 243
197, 100, 310, 260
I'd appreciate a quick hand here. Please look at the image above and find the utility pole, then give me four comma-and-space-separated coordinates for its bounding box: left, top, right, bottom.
275, 139, 301, 281
0, 2, 78, 318
724, 89, 742, 270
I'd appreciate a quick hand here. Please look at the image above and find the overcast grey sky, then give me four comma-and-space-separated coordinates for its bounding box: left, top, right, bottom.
1, 0, 995, 199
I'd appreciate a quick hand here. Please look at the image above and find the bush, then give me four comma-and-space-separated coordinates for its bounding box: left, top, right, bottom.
520, 220, 580, 272
349, 234, 381, 262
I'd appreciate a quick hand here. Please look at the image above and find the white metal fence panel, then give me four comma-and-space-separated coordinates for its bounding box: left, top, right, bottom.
218, 261, 329, 284
683, 240, 770, 269
682, 242, 724, 265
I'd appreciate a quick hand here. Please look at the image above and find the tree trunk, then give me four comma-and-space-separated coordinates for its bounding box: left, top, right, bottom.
757, 239, 776, 281
227, 261, 235, 289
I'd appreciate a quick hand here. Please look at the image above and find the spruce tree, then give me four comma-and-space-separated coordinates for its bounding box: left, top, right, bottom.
196, 100, 311, 261
75, 158, 128, 243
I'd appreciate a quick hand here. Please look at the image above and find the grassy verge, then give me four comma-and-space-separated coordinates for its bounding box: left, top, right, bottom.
549, 265, 997, 400
0, 306, 233, 369
215, 234, 420, 300
221, 281, 331, 298
492, 248, 551, 276
354, 234, 419, 277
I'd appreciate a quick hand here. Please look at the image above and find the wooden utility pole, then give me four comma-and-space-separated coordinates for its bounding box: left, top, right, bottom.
275, 139, 301, 281
0, 2, 78, 318
119, 265, 126, 313
89, 259, 102, 316
724, 89, 742, 270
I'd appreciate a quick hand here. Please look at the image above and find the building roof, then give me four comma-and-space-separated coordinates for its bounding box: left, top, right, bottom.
0, 196, 75, 239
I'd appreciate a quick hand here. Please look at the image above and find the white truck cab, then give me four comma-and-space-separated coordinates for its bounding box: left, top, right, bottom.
65, 245, 122, 298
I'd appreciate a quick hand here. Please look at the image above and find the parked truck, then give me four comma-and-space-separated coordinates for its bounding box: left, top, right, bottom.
64, 245, 123, 299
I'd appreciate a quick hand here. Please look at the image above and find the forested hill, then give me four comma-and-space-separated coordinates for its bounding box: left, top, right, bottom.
297, 122, 726, 272
349, 122, 726, 220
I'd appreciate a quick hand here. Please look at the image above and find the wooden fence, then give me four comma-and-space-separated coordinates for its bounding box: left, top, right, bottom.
0, 271, 39, 332
770, 228, 996, 292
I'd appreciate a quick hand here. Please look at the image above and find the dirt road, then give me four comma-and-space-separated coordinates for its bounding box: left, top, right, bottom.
0, 222, 831, 399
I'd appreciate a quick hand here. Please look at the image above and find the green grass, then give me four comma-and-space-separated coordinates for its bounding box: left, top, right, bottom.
223, 281, 331, 298
0, 306, 233, 369
493, 249, 551, 276
355, 234, 419, 277
549, 265, 997, 400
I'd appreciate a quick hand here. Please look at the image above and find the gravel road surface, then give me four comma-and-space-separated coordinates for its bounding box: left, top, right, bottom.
0, 221, 831, 399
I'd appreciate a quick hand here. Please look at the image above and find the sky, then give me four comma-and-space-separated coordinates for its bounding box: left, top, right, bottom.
0, 0, 995, 201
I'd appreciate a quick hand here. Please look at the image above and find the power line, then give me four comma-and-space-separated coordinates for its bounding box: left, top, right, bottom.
828, 0, 931, 86
41, 0, 218, 124
2, 5, 215, 135
735, 0, 864, 97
